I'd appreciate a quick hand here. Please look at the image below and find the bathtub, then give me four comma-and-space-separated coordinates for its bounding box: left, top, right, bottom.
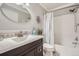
55, 44, 79, 56
54, 44, 64, 56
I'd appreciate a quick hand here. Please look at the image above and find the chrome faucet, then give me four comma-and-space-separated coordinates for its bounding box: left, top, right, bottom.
72, 37, 78, 48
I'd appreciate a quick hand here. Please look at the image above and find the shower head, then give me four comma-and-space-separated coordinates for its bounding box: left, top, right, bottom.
69, 7, 78, 13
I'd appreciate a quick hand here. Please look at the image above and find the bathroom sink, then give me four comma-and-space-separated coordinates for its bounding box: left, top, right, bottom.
12, 35, 43, 42
12, 35, 28, 42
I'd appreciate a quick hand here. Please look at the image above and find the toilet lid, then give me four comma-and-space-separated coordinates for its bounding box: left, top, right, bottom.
43, 43, 54, 48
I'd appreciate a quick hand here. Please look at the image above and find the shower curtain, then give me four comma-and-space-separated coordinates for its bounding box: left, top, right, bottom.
43, 12, 54, 47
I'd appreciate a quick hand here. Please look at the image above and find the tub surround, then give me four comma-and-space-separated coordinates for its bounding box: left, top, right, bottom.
0, 35, 43, 55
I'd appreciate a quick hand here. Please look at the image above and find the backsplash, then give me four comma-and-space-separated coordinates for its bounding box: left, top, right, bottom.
0, 30, 30, 39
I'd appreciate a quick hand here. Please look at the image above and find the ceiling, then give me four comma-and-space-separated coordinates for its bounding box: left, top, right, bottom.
40, 3, 75, 11
41, 3, 69, 10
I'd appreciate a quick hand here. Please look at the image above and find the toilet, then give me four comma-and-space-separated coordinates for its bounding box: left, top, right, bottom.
43, 43, 54, 56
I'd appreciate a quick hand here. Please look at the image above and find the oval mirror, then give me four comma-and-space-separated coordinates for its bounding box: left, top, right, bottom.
0, 3, 31, 23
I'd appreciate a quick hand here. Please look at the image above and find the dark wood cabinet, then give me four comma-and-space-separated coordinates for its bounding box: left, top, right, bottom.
35, 45, 43, 56
0, 39, 43, 56
24, 50, 35, 56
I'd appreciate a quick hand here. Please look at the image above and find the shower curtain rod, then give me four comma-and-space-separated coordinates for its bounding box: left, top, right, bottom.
48, 3, 79, 12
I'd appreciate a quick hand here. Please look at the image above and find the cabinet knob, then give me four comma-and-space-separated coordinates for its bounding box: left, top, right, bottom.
39, 48, 42, 52
37, 46, 42, 52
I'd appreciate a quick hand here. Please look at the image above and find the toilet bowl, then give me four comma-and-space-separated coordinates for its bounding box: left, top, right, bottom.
43, 43, 54, 56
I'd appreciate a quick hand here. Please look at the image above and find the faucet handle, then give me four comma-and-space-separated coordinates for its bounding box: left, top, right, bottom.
75, 37, 78, 41
72, 42, 77, 44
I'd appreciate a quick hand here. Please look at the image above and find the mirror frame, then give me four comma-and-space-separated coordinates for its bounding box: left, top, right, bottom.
0, 3, 33, 24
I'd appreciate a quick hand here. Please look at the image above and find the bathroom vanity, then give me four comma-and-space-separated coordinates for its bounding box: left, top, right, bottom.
0, 35, 43, 56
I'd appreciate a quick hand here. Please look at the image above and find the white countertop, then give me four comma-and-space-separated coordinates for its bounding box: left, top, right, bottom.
0, 35, 43, 54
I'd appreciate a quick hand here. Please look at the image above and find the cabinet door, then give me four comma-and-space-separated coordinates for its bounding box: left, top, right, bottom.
35, 45, 43, 56
23, 50, 35, 56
